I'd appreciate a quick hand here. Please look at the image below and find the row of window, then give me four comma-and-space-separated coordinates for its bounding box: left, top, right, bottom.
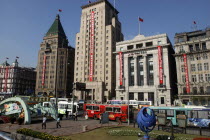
182, 74, 210, 83
179, 42, 207, 53
182, 86, 210, 94
181, 63, 209, 72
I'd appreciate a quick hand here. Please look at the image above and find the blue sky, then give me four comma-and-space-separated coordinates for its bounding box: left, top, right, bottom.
0, 0, 210, 67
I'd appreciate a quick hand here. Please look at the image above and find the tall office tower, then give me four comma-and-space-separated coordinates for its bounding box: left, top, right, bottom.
35, 14, 75, 98
174, 28, 210, 105
74, 0, 124, 102
115, 34, 177, 106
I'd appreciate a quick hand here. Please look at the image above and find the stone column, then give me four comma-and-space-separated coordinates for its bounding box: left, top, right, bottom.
134, 56, 138, 86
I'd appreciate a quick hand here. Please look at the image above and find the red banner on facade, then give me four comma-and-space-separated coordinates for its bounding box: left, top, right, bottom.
89, 11, 95, 82
4, 67, 9, 92
183, 54, 190, 93
119, 52, 123, 85
42, 55, 46, 86
157, 46, 163, 85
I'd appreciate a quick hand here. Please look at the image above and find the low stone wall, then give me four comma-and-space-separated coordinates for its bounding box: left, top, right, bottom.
11, 132, 42, 140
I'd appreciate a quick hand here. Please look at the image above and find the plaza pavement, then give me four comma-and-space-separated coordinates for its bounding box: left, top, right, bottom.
0, 116, 120, 136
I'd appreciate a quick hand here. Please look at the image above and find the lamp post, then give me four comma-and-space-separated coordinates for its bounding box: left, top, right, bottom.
72, 82, 75, 116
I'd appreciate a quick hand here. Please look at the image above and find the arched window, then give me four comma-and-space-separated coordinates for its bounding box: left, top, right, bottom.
193, 87, 197, 94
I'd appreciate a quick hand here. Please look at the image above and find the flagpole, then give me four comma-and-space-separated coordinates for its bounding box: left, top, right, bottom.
138, 17, 140, 35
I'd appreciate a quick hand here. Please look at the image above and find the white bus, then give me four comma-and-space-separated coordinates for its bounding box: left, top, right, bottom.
58, 101, 84, 117
107, 100, 152, 109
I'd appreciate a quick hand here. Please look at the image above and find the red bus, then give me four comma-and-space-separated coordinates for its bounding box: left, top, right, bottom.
84, 104, 131, 122
84, 104, 105, 119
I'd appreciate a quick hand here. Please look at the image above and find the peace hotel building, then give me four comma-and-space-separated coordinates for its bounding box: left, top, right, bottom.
174, 28, 210, 105
74, 0, 123, 102
115, 34, 177, 106
35, 15, 75, 98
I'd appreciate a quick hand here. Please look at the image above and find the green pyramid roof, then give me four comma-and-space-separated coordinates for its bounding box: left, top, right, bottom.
46, 14, 66, 37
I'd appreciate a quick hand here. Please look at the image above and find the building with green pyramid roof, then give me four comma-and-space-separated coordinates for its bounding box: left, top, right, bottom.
35, 14, 75, 98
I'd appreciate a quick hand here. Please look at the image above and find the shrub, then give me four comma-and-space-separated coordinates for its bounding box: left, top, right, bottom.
17, 128, 70, 140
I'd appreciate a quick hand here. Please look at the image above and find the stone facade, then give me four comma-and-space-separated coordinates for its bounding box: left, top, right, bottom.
174, 28, 210, 105
74, 0, 123, 102
115, 34, 177, 106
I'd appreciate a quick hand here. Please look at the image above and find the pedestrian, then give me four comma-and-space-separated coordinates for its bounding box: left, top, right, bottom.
42, 115, 47, 129
117, 116, 122, 125
56, 117, 61, 128
99, 113, 102, 124
65, 108, 68, 119
74, 111, 78, 121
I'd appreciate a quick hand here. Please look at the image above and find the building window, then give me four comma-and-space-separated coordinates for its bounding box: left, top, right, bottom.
182, 75, 186, 83
129, 93, 134, 100
203, 54, 208, 59
129, 57, 134, 86
202, 42, 207, 50
183, 87, 187, 94
196, 54, 201, 60
189, 45, 194, 52
148, 92, 154, 105
191, 64, 196, 72
180, 46, 184, 52
180, 57, 184, 62
127, 45, 133, 50
195, 44, 200, 51
190, 56, 194, 61
137, 56, 144, 86
204, 63, 209, 70
120, 47, 124, 51
198, 74, 203, 82
157, 41, 162, 45
193, 87, 197, 94
138, 92, 144, 101
197, 63, 202, 71
146, 42, 153, 47
192, 75, 197, 82
181, 65, 185, 72
136, 43, 143, 48
200, 87, 204, 94
160, 97, 165, 104
205, 74, 210, 82
178, 37, 184, 43
148, 61, 154, 85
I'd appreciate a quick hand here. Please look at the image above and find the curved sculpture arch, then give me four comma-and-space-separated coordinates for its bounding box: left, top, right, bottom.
0, 97, 31, 124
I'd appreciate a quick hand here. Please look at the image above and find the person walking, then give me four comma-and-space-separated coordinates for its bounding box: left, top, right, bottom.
74, 111, 78, 121
42, 115, 47, 129
117, 116, 122, 125
56, 117, 61, 128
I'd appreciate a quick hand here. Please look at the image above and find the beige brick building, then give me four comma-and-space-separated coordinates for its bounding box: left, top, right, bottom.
35, 14, 75, 98
74, 0, 123, 102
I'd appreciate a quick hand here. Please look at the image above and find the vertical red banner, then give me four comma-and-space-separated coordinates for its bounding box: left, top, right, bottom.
4, 67, 9, 92
89, 11, 95, 81
42, 55, 46, 86
183, 54, 190, 93
157, 46, 163, 85
119, 52, 123, 86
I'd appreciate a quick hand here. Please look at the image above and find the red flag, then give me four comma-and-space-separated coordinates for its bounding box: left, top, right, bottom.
58, 9, 62, 12
193, 21, 196, 24
139, 17, 143, 22
16, 56, 19, 59
6, 57, 9, 59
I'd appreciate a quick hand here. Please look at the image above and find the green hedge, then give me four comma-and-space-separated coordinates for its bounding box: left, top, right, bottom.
17, 128, 70, 140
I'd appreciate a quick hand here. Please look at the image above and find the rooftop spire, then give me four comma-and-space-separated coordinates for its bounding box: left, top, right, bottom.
46, 14, 66, 37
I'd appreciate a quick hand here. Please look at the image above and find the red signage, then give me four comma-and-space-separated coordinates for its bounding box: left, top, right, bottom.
4, 67, 9, 92
89, 11, 95, 81
119, 52, 123, 85
42, 55, 46, 86
157, 46, 163, 84
183, 54, 190, 93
